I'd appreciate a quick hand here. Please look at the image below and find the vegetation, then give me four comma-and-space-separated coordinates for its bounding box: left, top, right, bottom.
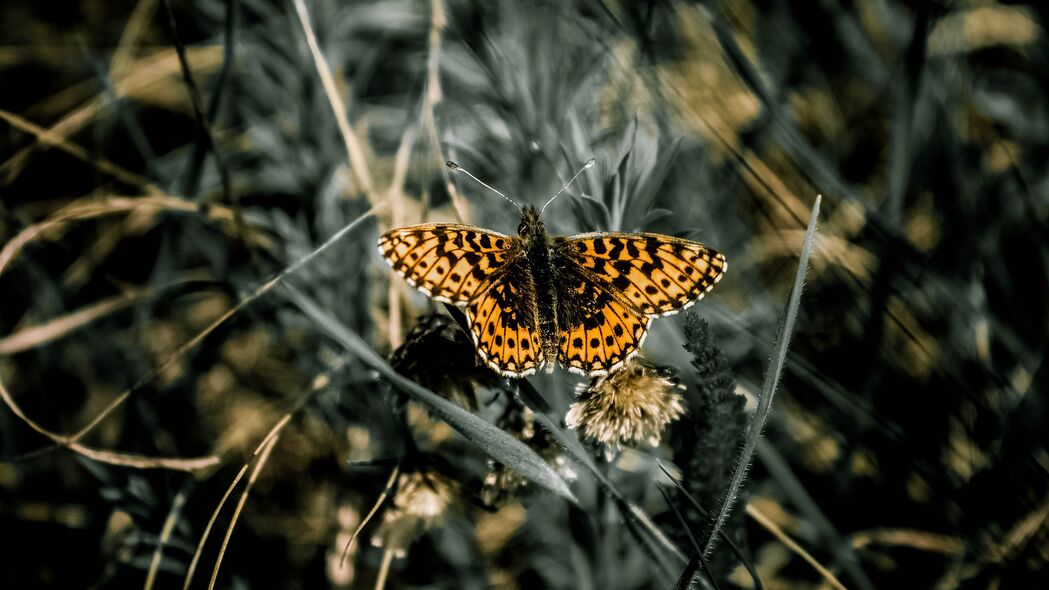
1, 1, 1046, 588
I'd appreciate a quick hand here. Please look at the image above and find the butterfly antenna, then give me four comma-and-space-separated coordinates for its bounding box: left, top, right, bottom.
540, 158, 596, 215
446, 161, 521, 210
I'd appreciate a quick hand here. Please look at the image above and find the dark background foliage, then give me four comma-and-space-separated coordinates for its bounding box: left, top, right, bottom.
1, 0, 1047, 588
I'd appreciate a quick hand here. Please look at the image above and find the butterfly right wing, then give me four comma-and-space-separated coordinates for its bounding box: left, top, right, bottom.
378, 224, 517, 305
549, 232, 725, 376
553, 232, 726, 317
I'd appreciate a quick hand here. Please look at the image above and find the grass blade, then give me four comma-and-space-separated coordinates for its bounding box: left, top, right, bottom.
515, 379, 686, 578
283, 284, 577, 504
756, 441, 867, 590
656, 460, 763, 590
658, 485, 720, 590
703, 194, 822, 555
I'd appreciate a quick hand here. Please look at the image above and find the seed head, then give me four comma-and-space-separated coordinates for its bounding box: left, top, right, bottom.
371, 470, 455, 557
390, 313, 501, 409
565, 358, 686, 459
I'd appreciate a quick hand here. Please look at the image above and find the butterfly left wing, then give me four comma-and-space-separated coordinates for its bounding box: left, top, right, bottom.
379, 223, 542, 377
553, 232, 726, 317
378, 224, 519, 304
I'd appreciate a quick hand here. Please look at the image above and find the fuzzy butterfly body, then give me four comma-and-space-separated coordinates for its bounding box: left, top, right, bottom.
378, 206, 726, 378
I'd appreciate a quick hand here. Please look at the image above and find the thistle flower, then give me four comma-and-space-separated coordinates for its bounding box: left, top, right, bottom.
565, 358, 686, 459
371, 470, 456, 558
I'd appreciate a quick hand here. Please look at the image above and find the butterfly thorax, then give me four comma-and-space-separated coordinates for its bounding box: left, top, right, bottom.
518, 206, 559, 367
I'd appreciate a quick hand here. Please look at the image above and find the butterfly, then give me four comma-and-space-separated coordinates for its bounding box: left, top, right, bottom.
378, 204, 726, 378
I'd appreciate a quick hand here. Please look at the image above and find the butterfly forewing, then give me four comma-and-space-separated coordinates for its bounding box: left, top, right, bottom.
378, 224, 519, 304
554, 233, 726, 317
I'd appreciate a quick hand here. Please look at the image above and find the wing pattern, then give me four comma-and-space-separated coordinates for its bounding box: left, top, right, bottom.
552, 263, 650, 375
379, 223, 541, 377
555, 233, 726, 316
466, 264, 543, 377
551, 233, 726, 375
378, 224, 517, 304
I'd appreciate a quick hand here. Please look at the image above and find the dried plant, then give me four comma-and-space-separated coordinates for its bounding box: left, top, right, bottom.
566, 357, 686, 459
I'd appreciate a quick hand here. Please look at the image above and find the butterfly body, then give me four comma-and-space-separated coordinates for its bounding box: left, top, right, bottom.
379, 206, 726, 378
517, 207, 561, 368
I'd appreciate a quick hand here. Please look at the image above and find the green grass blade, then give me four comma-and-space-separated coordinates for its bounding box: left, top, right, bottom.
703, 195, 822, 555
283, 284, 577, 505
657, 484, 720, 590
656, 460, 763, 590
515, 380, 686, 577
758, 440, 873, 590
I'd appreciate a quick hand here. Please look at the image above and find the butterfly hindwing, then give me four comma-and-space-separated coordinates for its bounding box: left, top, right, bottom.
552, 264, 650, 375
466, 258, 542, 377
378, 224, 519, 304
554, 233, 726, 317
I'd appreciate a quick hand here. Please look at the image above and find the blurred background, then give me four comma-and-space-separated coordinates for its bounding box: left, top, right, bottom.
1, 0, 1047, 588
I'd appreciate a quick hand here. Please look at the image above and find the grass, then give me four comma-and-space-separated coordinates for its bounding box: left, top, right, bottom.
2, 1, 1048, 588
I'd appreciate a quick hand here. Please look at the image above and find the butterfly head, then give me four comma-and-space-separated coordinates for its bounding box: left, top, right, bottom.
518, 205, 545, 240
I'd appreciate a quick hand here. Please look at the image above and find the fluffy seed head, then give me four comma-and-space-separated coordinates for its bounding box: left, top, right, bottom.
565, 358, 686, 458
371, 470, 455, 557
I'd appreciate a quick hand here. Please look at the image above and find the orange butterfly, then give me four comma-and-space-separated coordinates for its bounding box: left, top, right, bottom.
378, 166, 726, 378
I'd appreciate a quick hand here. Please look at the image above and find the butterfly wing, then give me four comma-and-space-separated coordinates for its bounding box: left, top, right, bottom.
550, 232, 726, 376
551, 262, 651, 375
378, 224, 518, 304
465, 257, 543, 377
378, 223, 542, 377
553, 232, 726, 317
